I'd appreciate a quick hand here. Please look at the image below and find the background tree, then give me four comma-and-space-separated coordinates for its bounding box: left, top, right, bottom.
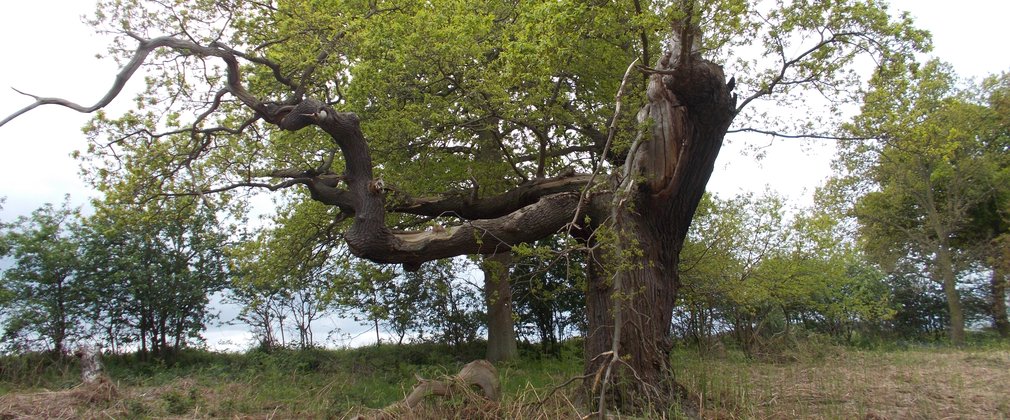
964, 72, 1010, 337
417, 259, 484, 350
678, 192, 892, 355
229, 199, 343, 349
331, 261, 399, 346
0, 199, 82, 355
511, 237, 587, 355
79, 193, 229, 357
837, 59, 1010, 345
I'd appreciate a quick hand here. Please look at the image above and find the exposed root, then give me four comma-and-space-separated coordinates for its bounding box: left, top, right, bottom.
353, 359, 500, 419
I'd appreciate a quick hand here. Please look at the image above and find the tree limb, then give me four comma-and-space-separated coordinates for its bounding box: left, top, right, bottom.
727, 127, 872, 141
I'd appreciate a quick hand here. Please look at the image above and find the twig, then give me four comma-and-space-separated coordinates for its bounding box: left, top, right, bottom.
535, 374, 593, 409
569, 57, 640, 231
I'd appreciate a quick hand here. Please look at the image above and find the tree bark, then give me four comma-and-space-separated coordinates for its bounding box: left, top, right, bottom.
991, 262, 1010, 338
936, 244, 966, 346
583, 31, 735, 411
483, 252, 517, 363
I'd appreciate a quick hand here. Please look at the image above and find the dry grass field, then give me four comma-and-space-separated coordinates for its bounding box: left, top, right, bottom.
679, 347, 1010, 419
1, 344, 1007, 419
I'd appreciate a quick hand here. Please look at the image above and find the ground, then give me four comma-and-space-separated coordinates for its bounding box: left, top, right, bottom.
0, 341, 1007, 419
678, 345, 1010, 419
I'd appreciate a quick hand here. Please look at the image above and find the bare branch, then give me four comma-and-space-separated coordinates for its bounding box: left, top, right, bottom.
2, 34, 271, 127
735, 31, 861, 114
728, 127, 872, 141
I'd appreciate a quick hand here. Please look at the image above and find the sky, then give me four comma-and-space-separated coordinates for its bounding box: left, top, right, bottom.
1, 1, 1009, 350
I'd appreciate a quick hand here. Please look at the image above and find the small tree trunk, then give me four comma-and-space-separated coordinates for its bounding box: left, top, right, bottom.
936, 244, 966, 346
990, 263, 1010, 338
74, 344, 106, 384
483, 252, 517, 363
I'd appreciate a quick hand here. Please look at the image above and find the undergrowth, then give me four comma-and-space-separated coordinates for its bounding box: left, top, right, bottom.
0, 336, 1007, 418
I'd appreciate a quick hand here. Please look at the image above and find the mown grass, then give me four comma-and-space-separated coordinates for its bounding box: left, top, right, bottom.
1, 338, 1008, 419
676, 337, 1010, 419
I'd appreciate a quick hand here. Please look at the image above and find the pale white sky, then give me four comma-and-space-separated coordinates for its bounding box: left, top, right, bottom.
1, 1, 1008, 350
710, 0, 1010, 202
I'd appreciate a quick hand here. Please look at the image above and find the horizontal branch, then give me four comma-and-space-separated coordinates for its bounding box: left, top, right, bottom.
349, 192, 583, 270
391, 173, 592, 220
728, 127, 872, 141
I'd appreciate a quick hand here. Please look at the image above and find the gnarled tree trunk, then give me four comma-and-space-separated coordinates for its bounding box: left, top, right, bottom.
583, 30, 736, 412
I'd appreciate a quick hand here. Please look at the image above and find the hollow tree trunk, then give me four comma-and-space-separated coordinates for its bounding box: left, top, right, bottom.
483, 252, 517, 363
583, 33, 735, 412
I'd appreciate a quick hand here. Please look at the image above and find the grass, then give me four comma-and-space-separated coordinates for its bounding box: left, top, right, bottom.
0, 339, 1008, 418
676, 341, 1010, 419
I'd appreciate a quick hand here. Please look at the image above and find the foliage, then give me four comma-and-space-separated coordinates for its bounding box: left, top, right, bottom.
326, 256, 484, 348
677, 192, 893, 354
831, 59, 1010, 344
406, 259, 485, 348
63, 1, 931, 262
0, 199, 83, 354
510, 236, 586, 353
228, 198, 344, 349
0, 191, 229, 358
77, 193, 230, 356
330, 260, 408, 346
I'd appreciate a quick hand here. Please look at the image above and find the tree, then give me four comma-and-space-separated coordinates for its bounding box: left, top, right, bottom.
967, 72, 1010, 337
78, 194, 229, 356
511, 237, 587, 355
678, 192, 892, 354
0, 199, 83, 354
1, 0, 927, 409
416, 259, 485, 349
229, 199, 344, 349
332, 260, 399, 346
838, 60, 1010, 345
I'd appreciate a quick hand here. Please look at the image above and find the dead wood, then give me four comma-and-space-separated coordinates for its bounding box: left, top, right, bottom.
351, 360, 500, 419
403, 359, 500, 407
